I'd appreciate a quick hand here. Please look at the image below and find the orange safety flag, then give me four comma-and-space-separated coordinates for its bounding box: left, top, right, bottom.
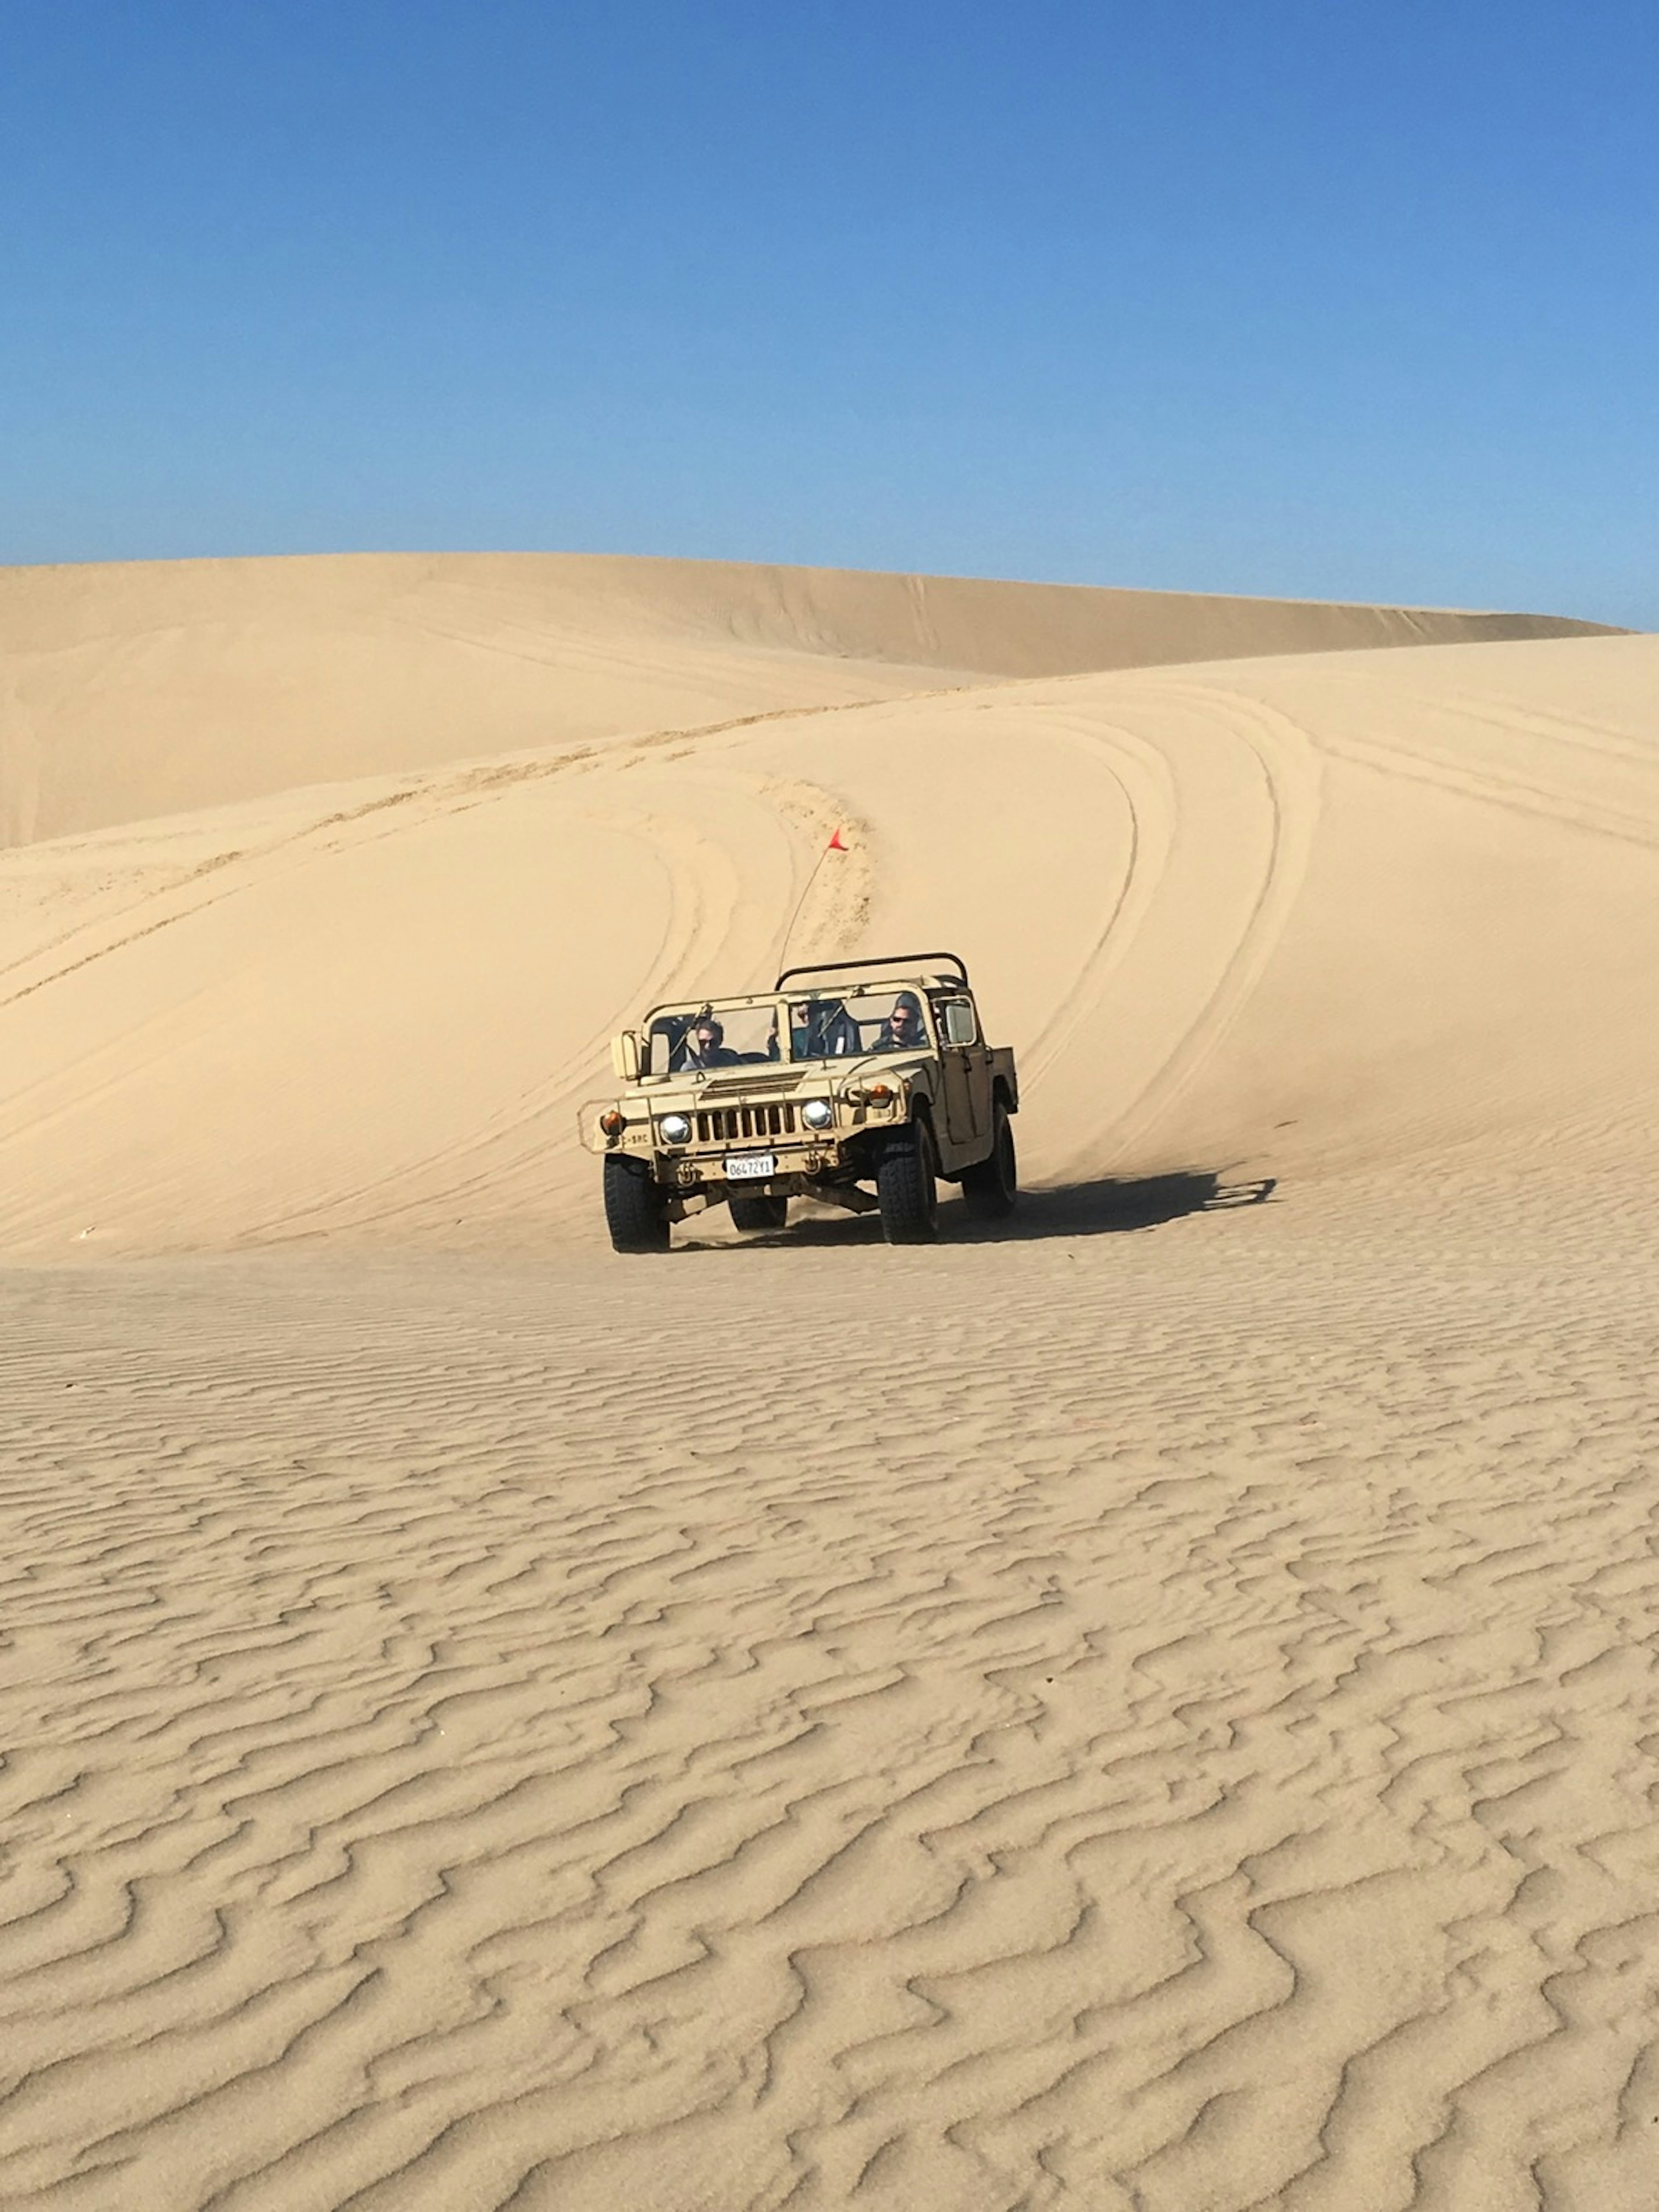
826, 828, 848, 851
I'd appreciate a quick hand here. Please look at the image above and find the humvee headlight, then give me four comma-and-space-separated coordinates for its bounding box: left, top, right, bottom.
801, 1099, 835, 1130
658, 1113, 692, 1145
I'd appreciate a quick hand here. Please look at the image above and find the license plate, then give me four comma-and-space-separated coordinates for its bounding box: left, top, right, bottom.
725, 1152, 778, 1181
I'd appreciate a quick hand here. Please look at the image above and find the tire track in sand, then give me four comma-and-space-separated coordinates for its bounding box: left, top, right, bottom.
1093, 680, 1324, 1166
1011, 678, 1322, 1184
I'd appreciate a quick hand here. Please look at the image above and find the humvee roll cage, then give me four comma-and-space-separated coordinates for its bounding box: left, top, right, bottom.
775, 950, 969, 993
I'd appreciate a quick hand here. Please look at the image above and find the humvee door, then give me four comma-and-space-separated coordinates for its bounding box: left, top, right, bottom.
935, 992, 989, 1150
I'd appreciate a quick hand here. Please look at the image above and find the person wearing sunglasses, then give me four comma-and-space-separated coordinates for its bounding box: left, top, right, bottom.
873, 992, 926, 1052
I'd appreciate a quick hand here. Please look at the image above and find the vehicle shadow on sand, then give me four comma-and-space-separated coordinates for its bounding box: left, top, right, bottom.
680, 1171, 1278, 1252
963, 1170, 1278, 1242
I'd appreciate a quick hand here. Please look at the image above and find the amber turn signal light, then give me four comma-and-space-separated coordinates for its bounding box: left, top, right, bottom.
599, 1109, 626, 1136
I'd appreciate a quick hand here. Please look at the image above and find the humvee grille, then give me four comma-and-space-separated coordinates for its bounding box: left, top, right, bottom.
696, 1102, 798, 1143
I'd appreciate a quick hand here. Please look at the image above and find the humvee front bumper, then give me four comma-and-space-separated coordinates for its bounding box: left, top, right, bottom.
658, 1135, 864, 1190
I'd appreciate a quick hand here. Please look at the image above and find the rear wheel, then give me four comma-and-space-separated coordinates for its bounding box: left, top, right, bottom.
604, 1156, 670, 1253
729, 1192, 788, 1233
877, 1119, 939, 1244
961, 1102, 1017, 1220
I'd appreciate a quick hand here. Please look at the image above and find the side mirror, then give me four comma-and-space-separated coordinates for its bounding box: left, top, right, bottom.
609, 1030, 643, 1082
942, 998, 979, 1047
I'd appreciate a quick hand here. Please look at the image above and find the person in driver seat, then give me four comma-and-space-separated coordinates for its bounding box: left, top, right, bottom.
675, 1013, 738, 1069
873, 991, 926, 1052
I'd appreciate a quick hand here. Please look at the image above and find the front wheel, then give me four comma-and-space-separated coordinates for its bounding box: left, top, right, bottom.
729, 1192, 788, 1233
877, 1119, 939, 1244
604, 1156, 671, 1253
961, 1102, 1017, 1220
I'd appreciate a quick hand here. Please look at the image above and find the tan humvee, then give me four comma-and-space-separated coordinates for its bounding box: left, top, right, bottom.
582, 952, 1020, 1250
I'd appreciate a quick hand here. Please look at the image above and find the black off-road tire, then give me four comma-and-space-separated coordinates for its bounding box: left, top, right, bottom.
729, 1192, 789, 1233
877, 1119, 939, 1244
961, 1101, 1017, 1221
604, 1156, 671, 1253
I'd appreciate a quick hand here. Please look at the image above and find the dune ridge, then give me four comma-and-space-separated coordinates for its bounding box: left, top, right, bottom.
0, 550, 1616, 844
2, 554, 1656, 2209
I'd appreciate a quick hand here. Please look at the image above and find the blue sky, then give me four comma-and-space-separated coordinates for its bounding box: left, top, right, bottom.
3, 2, 1654, 623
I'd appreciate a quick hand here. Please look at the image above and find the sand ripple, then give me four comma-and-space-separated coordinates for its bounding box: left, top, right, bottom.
3, 1176, 1657, 2207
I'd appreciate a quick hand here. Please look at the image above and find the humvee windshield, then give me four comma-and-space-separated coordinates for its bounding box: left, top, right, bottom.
645, 1002, 781, 1073
643, 989, 937, 1074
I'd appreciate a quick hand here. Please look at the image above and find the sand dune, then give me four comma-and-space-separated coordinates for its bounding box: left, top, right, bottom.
0, 550, 1612, 843
0, 613, 1653, 1257
2, 556, 1656, 2210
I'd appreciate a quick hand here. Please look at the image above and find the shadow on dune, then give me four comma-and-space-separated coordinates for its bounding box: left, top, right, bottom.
962, 1170, 1278, 1242
680, 1171, 1277, 1252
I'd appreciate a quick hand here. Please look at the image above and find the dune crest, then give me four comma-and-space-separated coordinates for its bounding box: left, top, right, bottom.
0, 550, 1614, 844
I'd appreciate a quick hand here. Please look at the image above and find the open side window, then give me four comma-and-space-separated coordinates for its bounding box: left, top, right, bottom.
938, 996, 979, 1048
